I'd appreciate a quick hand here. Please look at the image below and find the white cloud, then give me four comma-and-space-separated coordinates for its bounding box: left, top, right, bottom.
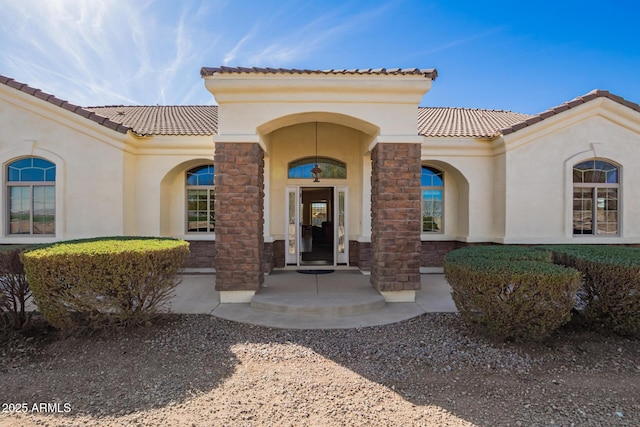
0, 0, 225, 105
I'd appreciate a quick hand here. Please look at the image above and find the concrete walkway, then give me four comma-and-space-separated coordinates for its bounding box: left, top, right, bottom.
168, 270, 456, 329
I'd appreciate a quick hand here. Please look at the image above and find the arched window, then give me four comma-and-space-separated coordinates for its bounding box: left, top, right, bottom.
7, 157, 56, 235
573, 159, 619, 235
288, 157, 346, 179
421, 166, 443, 233
186, 165, 215, 233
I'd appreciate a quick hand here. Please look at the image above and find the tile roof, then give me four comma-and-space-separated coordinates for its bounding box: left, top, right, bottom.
418, 107, 531, 138
85, 105, 218, 136
0, 74, 130, 134
201, 66, 438, 79
500, 89, 640, 135
4, 73, 640, 139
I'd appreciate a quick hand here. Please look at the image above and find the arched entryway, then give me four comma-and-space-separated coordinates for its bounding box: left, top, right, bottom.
259, 115, 377, 270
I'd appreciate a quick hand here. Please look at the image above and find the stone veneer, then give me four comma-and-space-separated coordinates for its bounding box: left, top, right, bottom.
370, 143, 422, 292
185, 240, 484, 272
263, 240, 285, 273
213, 142, 265, 291
185, 240, 216, 269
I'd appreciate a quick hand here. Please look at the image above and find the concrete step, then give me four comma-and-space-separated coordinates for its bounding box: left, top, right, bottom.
251, 291, 386, 316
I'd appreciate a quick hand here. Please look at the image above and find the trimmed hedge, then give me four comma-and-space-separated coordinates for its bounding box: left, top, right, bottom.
0, 245, 35, 330
444, 246, 581, 342
21, 237, 189, 332
538, 245, 640, 336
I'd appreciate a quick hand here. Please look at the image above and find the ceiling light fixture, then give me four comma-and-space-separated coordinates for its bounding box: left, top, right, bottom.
311, 121, 322, 182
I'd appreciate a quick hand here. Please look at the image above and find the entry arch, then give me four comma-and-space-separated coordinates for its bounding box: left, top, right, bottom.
257, 111, 379, 144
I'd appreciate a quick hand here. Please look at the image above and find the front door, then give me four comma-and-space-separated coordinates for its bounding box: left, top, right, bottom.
285, 186, 348, 266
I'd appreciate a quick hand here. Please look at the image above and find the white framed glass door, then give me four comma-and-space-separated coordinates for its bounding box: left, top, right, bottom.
285, 185, 348, 266
335, 186, 348, 265
285, 186, 300, 265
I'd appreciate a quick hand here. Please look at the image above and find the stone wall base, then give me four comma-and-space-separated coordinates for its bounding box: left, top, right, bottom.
185, 240, 476, 272
185, 240, 216, 269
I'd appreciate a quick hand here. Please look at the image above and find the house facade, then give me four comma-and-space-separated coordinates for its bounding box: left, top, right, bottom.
2, 67, 640, 303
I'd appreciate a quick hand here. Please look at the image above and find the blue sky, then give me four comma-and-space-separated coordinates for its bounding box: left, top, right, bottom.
1, 0, 638, 114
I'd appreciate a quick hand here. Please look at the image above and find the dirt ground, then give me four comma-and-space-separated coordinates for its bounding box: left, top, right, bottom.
0, 313, 639, 426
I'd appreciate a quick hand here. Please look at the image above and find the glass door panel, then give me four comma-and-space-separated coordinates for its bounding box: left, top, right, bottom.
336, 187, 348, 264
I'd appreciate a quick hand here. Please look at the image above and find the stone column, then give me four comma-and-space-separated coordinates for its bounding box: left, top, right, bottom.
370, 143, 422, 302
214, 142, 265, 303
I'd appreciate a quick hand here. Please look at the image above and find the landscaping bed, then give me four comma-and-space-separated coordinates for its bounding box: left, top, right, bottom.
1, 313, 639, 426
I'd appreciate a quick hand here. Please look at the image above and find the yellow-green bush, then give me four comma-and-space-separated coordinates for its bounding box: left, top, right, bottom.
540, 245, 640, 337
21, 237, 189, 332
444, 246, 581, 342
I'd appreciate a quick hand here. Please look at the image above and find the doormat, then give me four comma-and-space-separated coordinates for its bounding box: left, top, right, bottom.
296, 270, 335, 275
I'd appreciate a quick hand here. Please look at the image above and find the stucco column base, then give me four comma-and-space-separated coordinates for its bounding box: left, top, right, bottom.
380, 290, 416, 303
219, 290, 256, 304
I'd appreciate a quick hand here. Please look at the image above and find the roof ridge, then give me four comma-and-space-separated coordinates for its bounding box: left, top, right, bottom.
86, 105, 217, 108
0, 74, 130, 135
201, 66, 437, 79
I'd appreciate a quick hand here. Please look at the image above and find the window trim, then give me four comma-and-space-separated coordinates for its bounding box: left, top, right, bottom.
6, 157, 56, 236
572, 159, 620, 237
185, 164, 215, 234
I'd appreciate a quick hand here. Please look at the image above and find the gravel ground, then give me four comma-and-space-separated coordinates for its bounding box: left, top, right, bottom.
0, 313, 639, 426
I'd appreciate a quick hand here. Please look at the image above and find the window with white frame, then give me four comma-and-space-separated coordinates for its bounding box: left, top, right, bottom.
6, 157, 56, 235
186, 165, 215, 233
421, 166, 443, 233
572, 159, 619, 236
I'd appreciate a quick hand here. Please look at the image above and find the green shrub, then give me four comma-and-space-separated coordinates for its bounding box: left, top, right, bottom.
444, 246, 581, 342
539, 245, 640, 336
0, 245, 36, 330
21, 237, 189, 332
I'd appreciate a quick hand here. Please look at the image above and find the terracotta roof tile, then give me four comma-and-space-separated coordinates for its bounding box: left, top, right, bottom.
499, 89, 640, 135
0, 74, 129, 135
201, 66, 437, 79
3, 72, 639, 140
85, 105, 218, 136
417, 107, 531, 138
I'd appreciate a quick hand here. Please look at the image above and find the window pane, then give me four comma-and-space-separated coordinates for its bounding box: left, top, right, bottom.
421, 166, 443, 187
596, 188, 618, 235
186, 165, 214, 186
33, 186, 55, 235
186, 188, 214, 232
422, 189, 443, 232
288, 191, 296, 255
288, 157, 346, 179
186, 166, 214, 233
573, 188, 593, 235
573, 160, 618, 183
9, 186, 31, 234
7, 158, 55, 182
208, 190, 215, 231
21, 168, 45, 182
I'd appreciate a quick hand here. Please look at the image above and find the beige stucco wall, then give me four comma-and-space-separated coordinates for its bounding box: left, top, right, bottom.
420, 142, 496, 242
3, 76, 640, 250
0, 85, 216, 244
0, 86, 128, 244
501, 99, 640, 243
131, 136, 214, 239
